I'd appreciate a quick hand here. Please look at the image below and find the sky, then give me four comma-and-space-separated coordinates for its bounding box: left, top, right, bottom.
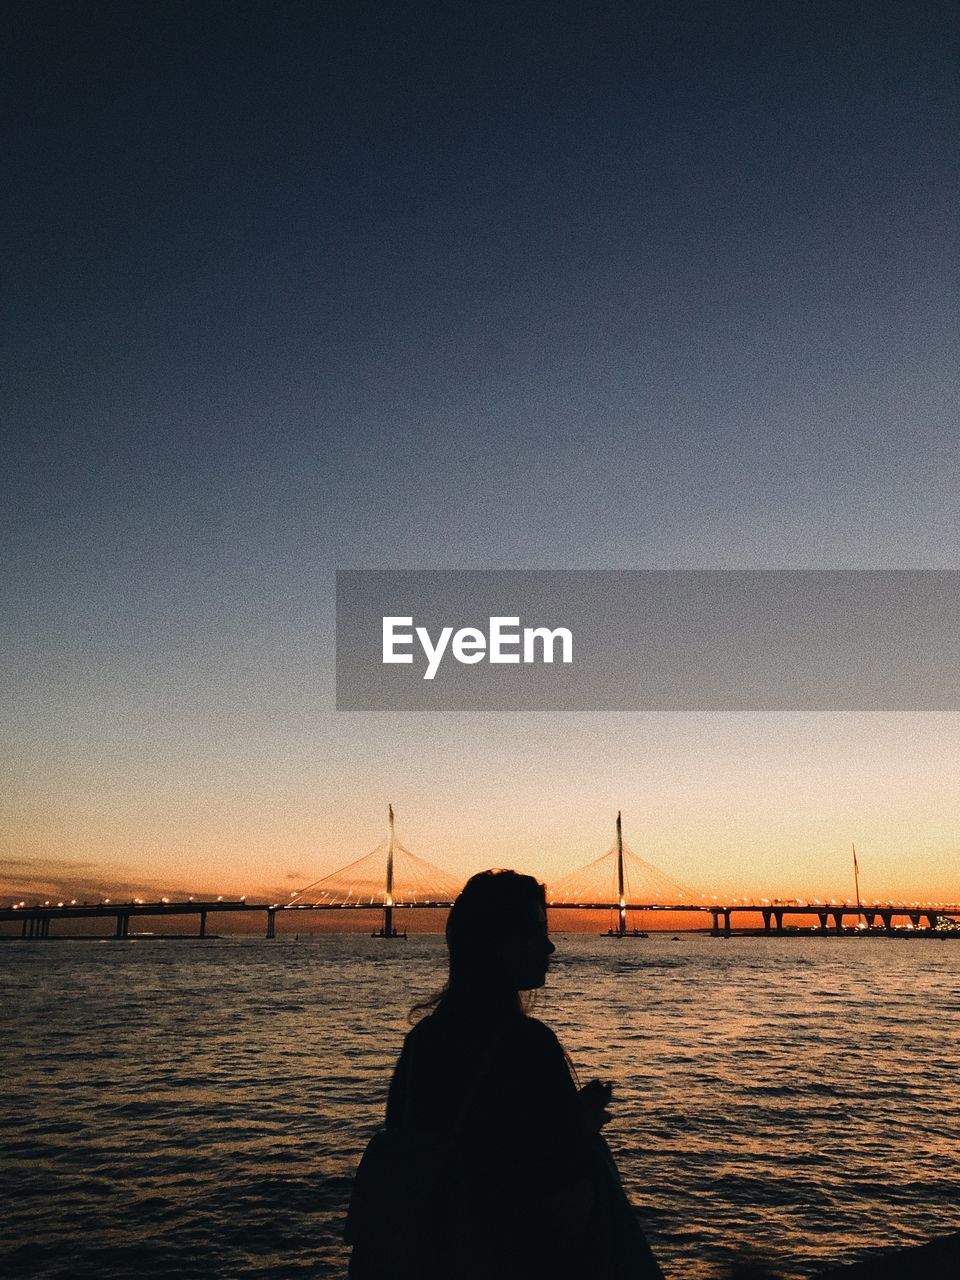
2, 1, 959, 912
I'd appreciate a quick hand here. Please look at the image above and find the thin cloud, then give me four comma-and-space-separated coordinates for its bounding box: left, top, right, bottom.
0, 857, 100, 871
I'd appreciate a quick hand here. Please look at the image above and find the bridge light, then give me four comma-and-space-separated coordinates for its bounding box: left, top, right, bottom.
161, 897, 170, 903
57, 902, 64, 907
70, 899, 76, 905
104, 898, 110, 904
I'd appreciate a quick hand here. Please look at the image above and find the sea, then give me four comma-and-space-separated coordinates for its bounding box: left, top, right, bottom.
2, 933, 959, 1279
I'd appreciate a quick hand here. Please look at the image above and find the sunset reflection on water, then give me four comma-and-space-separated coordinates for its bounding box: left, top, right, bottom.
2, 934, 958, 1278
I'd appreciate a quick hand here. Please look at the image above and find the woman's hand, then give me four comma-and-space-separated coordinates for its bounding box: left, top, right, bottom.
578, 1078, 613, 1132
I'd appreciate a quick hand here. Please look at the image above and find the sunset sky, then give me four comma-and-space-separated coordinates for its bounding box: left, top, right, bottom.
3, 2, 958, 912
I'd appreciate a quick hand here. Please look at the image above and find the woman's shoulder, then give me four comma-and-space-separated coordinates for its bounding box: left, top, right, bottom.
498, 1016, 577, 1107
400, 1011, 441, 1057
401, 1008, 472, 1061
505, 1013, 567, 1064
404, 1006, 566, 1067
513, 1013, 560, 1043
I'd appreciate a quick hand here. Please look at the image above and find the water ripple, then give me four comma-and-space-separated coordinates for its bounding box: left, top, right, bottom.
2, 935, 959, 1277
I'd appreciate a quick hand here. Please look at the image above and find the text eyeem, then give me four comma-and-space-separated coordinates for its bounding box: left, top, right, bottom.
382, 616, 573, 681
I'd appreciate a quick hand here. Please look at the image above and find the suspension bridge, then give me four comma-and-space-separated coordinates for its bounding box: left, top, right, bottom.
2, 807, 958, 940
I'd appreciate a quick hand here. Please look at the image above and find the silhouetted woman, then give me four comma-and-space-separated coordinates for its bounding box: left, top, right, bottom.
346, 869, 665, 1280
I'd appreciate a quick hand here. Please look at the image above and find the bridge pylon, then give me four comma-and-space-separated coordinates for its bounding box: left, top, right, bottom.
604, 812, 648, 938
372, 804, 407, 939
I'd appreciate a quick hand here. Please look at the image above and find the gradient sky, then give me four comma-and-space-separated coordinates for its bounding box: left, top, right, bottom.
2, 1, 959, 908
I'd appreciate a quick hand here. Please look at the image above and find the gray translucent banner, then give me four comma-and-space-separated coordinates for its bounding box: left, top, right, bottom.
335, 570, 960, 711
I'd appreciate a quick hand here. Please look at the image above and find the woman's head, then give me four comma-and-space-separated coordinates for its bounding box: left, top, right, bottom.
445, 869, 555, 997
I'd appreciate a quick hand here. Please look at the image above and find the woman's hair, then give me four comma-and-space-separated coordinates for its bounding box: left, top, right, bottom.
411, 869, 546, 1020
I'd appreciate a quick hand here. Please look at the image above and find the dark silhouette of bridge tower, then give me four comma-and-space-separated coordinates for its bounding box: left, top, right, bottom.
376, 804, 400, 938
546, 812, 710, 934
606, 810, 646, 937
287, 806, 461, 936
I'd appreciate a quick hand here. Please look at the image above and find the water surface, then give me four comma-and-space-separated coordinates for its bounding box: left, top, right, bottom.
2, 934, 958, 1277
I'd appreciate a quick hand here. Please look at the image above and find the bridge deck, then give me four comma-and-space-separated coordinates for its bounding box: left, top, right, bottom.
2, 898, 958, 930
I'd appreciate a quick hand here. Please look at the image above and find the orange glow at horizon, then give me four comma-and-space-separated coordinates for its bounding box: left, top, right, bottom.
3, 712, 960, 910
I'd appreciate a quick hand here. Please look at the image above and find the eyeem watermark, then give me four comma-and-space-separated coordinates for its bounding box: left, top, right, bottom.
382, 616, 573, 680
336, 569, 960, 711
